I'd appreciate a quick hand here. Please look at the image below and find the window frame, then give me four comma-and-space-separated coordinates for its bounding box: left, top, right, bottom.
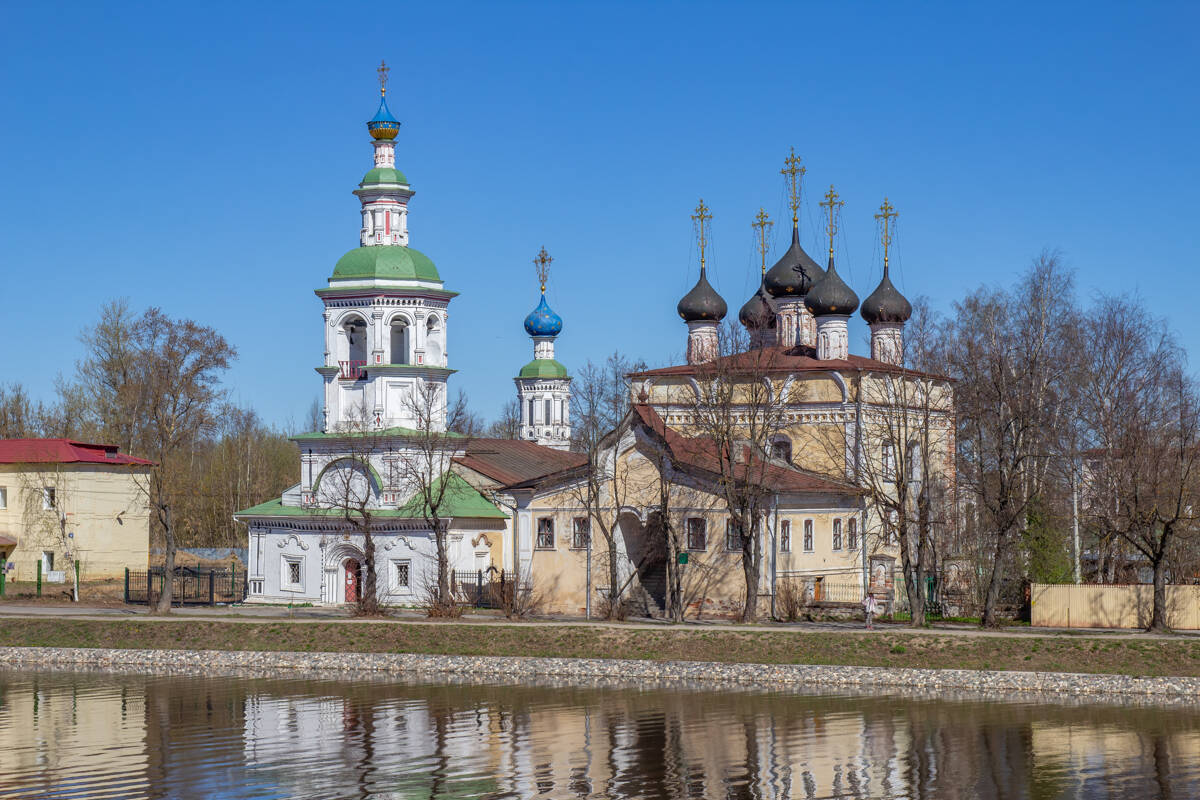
0, 486, 7, 510
803, 519, 814, 552
686, 518, 707, 552
42, 487, 56, 511
832, 518, 843, 551
391, 559, 412, 594
724, 519, 740, 552
281, 555, 304, 592
535, 517, 555, 550
571, 517, 591, 550
847, 518, 858, 551
780, 519, 791, 553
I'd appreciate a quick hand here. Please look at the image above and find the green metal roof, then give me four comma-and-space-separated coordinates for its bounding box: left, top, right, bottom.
518, 358, 569, 379
234, 471, 506, 520
361, 166, 409, 185
397, 472, 509, 519
331, 246, 441, 282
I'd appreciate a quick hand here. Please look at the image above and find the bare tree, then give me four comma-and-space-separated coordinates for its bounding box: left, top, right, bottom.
486, 398, 522, 439
19, 460, 81, 601
941, 253, 1076, 626
570, 353, 642, 617
397, 382, 475, 614
681, 323, 792, 622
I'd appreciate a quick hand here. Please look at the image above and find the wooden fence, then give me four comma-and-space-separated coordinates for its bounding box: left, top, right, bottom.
1031, 583, 1200, 630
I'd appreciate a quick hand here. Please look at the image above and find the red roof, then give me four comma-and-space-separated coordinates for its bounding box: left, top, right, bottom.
455, 439, 586, 488
0, 439, 154, 466
631, 405, 862, 496
629, 345, 950, 382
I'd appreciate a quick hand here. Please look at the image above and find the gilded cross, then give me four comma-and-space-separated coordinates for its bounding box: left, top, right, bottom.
780, 147, 806, 225
533, 246, 553, 293
692, 199, 713, 272
377, 60, 390, 96
875, 198, 898, 272
752, 207, 773, 275
819, 185, 844, 259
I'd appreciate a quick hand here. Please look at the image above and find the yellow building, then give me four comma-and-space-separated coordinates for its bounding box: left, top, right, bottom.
0, 439, 152, 582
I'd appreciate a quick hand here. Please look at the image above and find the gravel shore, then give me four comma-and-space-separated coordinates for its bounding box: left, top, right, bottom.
2, 646, 1198, 705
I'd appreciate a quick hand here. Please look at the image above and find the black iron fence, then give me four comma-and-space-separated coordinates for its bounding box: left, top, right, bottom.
450, 569, 512, 609
125, 567, 247, 606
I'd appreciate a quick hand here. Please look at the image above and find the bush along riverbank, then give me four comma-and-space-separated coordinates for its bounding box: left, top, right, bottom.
1, 618, 1198, 678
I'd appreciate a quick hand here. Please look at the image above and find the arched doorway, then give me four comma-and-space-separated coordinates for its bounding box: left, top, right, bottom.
343, 558, 361, 604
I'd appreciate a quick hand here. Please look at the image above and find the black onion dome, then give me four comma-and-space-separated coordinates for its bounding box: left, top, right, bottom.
739, 283, 777, 329
804, 256, 859, 317
677, 270, 728, 322
763, 224, 825, 298
861, 271, 912, 324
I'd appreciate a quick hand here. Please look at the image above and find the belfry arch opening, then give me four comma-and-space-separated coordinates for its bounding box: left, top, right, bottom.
390, 319, 410, 365
340, 316, 368, 379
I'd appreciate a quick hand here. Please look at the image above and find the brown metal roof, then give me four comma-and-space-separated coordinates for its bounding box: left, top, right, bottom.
455, 439, 587, 488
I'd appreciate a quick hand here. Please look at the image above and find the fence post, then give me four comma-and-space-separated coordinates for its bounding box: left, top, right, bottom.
0, 555, 6, 598
124, 568, 129, 603
36, 560, 42, 597
74, 560, 80, 602
209, 570, 215, 605
148, 569, 153, 606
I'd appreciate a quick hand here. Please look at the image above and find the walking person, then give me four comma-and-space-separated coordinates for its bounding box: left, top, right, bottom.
862, 592, 879, 630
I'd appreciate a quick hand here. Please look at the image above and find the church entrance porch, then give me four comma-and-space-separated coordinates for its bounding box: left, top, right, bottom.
343, 558, 361, 604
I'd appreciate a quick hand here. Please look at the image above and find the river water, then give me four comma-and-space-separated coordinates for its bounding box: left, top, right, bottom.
1, 669, 1198, 799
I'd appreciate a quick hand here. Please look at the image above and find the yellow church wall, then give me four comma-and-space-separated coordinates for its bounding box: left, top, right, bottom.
0, 464, 151, 582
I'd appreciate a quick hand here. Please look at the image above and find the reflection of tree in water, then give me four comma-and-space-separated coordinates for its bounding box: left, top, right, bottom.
7, 672, 1200, 799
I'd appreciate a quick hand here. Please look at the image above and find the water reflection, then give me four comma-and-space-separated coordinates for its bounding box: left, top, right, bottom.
0, 670, 1198, 799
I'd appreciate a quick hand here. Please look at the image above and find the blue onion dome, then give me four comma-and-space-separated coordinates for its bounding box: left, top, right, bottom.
804, 255, 859, 317
861, 270, 912, 324
677, 270, 727, 322
739, 283, 777, 329
764, 224, 825, 298
367, 95, 401, 140
524, 294, 563, 337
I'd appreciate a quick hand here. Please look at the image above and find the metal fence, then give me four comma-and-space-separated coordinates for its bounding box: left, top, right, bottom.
125, 567, 247, 606
450, 570, 513, 609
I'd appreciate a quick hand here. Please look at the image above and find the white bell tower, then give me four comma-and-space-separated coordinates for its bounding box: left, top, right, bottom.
515, 248, 572, 450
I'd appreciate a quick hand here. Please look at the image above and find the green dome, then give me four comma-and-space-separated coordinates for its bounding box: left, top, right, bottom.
361, 166, 409, 185
332, 246, 441, 282
518, 359, 569, 379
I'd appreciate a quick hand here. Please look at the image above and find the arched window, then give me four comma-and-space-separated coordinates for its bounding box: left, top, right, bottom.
771, 436, 792, 463
389, 321, 409, 365
425, 315, 443, 366
340, 317, 368, 379
780, 520, 791, 553
833, 518, 843, 550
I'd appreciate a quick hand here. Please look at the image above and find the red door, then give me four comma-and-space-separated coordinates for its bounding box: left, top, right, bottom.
344, 559, 360, 603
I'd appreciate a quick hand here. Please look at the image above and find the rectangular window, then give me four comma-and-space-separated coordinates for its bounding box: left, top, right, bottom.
803, 519, 814, 552
392, 559, 411, 593
42, 487, 56, 510
544, 398, 553, 424
527, 399, 535, 425
536, 517, 555, 549
281, 556, 303, 591
0, 486, 7, 510
882, 443, 896, 481
847, 518, 858, 551
833, 518, 843, 550
725, 519, 739, 552
572, 517, 590, 549
686, 518, 707, 551
780, 520, 791, 553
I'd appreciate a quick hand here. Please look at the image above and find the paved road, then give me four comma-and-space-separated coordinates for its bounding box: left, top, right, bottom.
0, 602, 1195, 640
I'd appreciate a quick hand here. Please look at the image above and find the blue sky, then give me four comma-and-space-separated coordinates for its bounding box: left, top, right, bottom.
2, 2, 1197, 428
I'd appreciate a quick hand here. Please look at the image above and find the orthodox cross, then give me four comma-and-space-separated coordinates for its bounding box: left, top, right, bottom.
752, 207, 773, 275
377, 60, 390, 96
875, 198, 897, 274
533, 246, 553, 293
819, 185, 844, 260
692, 199, 713, 273
781, 147, 806, 226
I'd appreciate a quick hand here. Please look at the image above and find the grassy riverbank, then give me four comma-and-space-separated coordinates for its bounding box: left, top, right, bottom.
2, 618, 1199, 677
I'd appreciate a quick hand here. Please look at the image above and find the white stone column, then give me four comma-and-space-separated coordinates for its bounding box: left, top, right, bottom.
870, 322, 905, 365
686, 320, 719, 364
816, 316, 850, 361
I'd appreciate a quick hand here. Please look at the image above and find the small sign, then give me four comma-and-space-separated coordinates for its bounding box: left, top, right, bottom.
677, 552, 689, 565
67, 532, 74, 539
46, 570, 66, 583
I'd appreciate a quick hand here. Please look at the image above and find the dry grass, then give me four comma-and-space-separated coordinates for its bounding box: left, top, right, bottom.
0, 618, 1198, 677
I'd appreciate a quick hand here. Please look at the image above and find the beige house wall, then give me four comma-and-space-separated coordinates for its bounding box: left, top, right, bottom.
1031, 583, 1200, 630
0, 464, 151, 581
